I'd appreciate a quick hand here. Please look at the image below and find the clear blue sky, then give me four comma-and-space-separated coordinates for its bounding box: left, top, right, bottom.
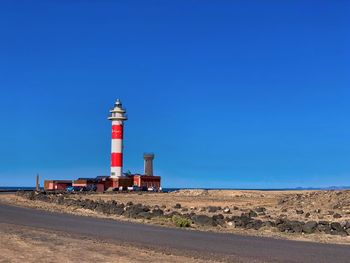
0, 1, 349, 188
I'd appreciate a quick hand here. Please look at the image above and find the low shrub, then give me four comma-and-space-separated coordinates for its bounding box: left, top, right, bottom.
172, 215, 191, 227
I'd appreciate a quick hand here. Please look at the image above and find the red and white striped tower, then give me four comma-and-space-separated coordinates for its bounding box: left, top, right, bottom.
108, 99, 127, 178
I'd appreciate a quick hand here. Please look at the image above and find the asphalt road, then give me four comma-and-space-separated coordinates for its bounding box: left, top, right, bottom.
1, 204, 349, 262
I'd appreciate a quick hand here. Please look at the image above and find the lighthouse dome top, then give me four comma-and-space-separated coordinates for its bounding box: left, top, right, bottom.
108, 99, 128, 121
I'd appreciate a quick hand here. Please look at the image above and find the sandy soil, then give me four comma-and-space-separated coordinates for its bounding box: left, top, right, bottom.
1, 189, 350, 245
0, 222, 215, 263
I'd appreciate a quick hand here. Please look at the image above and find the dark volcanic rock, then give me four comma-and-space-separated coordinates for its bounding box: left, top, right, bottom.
165, 211, 181, 218
276, 219, 304, 233
111, 206, 124, 215
213, 214, 224, 220
116, 203, 125, 209
262, 221, 275, 228
181, 213, 192, 219
64, 198, 78, 206
92, 201, 124, 215
212, 214, 225, 227
255, 207, 266, 213
333, 213, 342, 219
124, 204, 150, 218
290, 221, 304, 233
207, 206, 221, 213
137, 212, 152, 219
228, 214, 264, 230
246, 219, 263, 230
333, 204, 341, 209
242, 210, 257, 218
94, 203, 107, 213
55, 196, 65, 205
215, 219, 226, 227
181, 212, 196, 220
230, 215, 251, 228
82, 199, 97, 210
151, 208, 164, 217
174, 203, 181, 209
319, 220, 329, 225
35, 194, 49, 202
344, 221, 350, 229
104, 203, 125, 215
329, 222, 347, 236
249, 210, 258, 218
302, 221, 318, 234
191, 215, 215, 226
296, 209, 304, 215
346, 229, 350, 236
317, 221, 331, 234
25, 191, 35, 200
330, 222, 343, 232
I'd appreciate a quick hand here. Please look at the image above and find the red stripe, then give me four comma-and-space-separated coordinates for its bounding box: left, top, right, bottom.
112, 125, 123, 139
111, 153, 122, 167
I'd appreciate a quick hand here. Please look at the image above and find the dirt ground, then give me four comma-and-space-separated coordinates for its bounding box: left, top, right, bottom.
1, 189, 350, 245
0, 223, 215, 263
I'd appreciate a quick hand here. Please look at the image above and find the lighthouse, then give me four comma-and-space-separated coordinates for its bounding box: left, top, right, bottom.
108, 99, 127, 178
43, 99, 161, 192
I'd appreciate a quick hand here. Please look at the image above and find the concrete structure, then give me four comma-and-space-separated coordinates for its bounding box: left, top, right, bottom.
35, 174, 40, 191
44, 180, 72, 191
105, 177, 133, 189
131, 154, 160, 189
144, 153, 154, 176
108, 99, 127, 178
132, 174, 161, 189
73, 178, 104, 192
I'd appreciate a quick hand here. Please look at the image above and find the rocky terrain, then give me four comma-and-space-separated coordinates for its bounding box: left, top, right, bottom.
10, 189, 350, 244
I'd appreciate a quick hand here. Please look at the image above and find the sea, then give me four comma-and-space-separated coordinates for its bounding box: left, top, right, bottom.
1, 186, 350, 192
0, 187, 39, 191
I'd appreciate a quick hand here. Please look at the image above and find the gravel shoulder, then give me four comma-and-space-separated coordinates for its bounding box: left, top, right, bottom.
0, 222, 215, 263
